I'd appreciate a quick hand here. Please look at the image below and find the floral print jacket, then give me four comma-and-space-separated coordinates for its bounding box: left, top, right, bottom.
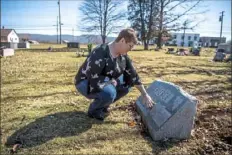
75, 44, 141, 94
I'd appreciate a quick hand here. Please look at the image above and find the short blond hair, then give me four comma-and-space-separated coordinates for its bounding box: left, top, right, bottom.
115, 28, 137, 44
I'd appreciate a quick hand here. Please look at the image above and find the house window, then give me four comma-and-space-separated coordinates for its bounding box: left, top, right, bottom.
173, 40, 177, 45
1, 36, 7, 40
181, 42, 184, 46
173, 35, 177, 39
194, 36, 197, 41
15, 38, 17, 41
181, 35, 184, 40
188, 41, 193, 47
188, 36, 191, 40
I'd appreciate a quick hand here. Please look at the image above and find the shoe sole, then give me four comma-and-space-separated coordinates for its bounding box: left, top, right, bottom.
87, 113, 104, 121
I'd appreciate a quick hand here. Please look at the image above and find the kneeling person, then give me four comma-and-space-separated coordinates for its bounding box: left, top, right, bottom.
74, 28, 154, 120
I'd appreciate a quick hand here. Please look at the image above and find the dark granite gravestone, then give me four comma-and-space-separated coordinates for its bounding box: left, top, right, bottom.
67, 42, 80, 48
213, 51, 226, 62
136, 79, 198, 141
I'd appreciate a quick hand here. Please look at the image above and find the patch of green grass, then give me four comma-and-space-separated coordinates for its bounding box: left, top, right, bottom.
1, 47, 231, 154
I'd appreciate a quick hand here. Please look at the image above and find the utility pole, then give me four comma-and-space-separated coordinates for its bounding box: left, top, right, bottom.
72, 28, 74, 42
58, 0, 62, 44
182, 21, 187, 47
219, 11, 225, 43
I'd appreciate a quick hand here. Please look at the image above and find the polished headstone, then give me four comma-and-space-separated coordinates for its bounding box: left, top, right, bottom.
136, 79, 198, 141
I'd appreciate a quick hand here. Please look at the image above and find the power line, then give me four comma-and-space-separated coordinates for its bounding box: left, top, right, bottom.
2, 24, 78, 27
14, 29, 75, 30
2, 15, 83, 18
72, 28, 74, 41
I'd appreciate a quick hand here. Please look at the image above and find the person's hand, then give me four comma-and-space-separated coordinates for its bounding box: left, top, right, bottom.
142, 93, 154, 109
111, 79, 117, 87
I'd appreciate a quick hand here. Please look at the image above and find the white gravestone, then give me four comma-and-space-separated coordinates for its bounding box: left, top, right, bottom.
0, 48, 15, 57
136, 79, 198, 141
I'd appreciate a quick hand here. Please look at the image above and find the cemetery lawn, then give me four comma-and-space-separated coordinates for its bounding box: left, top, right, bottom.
1, 47, 231, 154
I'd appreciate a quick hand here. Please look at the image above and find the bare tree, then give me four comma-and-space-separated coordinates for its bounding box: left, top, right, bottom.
156, 0, 207, 49
128, 0, 159, 50
79, 0, 126, 44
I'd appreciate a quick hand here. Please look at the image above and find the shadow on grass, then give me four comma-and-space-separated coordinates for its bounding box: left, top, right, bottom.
5, 111, 118, 149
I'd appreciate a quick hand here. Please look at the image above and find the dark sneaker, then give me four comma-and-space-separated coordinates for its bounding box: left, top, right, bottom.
87, 112, 104, 121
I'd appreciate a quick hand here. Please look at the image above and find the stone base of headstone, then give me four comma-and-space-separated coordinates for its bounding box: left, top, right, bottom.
136, 80, 198, 141
0, 48, 15, 57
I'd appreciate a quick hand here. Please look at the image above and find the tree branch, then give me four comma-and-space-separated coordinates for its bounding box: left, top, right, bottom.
163, 0, 201, 25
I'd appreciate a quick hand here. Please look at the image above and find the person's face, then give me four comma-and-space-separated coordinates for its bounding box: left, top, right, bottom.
118, 38, 135, 55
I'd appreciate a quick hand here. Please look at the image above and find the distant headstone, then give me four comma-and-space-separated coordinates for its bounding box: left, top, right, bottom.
67, 42, 80, 48
167, 48, 175, 54
191, 48, 200, 56
177, 48, 189, 56
213, 52, 226, 62
136, 80, 198, 141
0, 48, 14, 57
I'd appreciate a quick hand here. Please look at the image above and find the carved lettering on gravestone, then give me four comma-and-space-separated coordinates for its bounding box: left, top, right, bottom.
172, 96, 184, 111
153, 87, 164, 96
152, 87, 174, 104
161, 89, 174, 104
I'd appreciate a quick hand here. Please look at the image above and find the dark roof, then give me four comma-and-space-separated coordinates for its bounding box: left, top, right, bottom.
1, 29, 18, 37
1, 29, 14, 37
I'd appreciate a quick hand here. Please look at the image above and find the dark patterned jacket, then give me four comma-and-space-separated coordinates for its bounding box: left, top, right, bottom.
75, 44, 141, 94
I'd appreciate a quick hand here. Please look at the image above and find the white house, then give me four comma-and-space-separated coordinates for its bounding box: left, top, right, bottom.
168, 33, 200, 47
1, 29, 19, 43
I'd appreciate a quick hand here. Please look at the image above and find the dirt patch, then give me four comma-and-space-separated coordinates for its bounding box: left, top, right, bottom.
193, 106, 232, 154
115, 102, 231, 154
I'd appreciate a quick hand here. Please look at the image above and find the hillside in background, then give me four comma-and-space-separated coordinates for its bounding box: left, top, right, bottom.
18, 33, 116, 44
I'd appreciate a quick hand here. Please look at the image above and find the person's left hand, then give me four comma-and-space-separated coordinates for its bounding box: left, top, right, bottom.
111, 79, 118, 87
142, 93, 154, 109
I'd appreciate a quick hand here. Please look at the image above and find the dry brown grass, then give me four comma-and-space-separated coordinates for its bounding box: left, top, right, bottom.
1, 46, 231, 154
